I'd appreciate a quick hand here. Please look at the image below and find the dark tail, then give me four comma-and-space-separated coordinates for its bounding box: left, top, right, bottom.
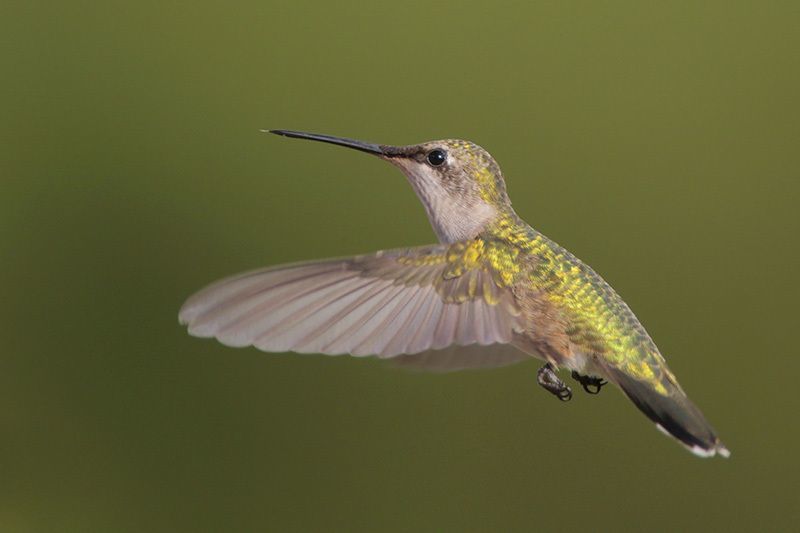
608, 368, 730, 458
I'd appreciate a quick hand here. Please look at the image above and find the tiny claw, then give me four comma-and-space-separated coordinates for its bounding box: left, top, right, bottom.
571, 371, 608, 395
557, 386, 573, 402
537, 364, 573, 402
582, 380, 606, 394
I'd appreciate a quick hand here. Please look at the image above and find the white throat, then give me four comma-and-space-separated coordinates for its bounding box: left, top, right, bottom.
392, 160, 498, 244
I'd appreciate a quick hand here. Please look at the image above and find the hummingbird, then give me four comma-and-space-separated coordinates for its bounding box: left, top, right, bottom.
179, 130, 730, 458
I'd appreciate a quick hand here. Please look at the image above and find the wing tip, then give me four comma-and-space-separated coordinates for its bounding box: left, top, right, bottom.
178, 299, 203, 326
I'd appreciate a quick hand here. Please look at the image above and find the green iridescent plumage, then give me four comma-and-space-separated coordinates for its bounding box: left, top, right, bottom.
180, 130, 728, 457
484, 214, 677, 395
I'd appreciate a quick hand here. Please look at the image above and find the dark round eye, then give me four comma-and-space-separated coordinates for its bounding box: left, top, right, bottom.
426, 149, 447, 166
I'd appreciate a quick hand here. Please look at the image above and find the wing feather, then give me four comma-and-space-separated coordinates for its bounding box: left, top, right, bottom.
317, 283, 400, 354
179, 243, 527, 367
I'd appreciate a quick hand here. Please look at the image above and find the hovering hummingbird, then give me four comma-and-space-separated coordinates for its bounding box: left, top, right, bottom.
179, 130, 729, 458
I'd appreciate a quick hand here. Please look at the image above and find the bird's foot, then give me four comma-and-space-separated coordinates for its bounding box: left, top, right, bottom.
537, 363, 572, 402
571, 371, 608, 395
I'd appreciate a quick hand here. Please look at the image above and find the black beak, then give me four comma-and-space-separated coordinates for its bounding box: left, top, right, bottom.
268, 130, 391, 156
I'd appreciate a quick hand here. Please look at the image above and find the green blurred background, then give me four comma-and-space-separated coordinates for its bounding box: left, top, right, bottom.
2, 1, 799, 531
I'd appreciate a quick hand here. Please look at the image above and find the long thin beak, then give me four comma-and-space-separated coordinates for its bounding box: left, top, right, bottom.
268, 130, 390, 156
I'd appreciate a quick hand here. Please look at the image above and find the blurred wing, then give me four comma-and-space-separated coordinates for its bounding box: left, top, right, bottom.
392, 343, 530, 372
179, 242, 524, 359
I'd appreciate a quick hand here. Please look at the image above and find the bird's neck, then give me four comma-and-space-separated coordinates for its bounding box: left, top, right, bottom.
427, 202, 500, 244
482, 210, 539, 244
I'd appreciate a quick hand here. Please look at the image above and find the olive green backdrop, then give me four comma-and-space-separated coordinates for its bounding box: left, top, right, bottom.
2, 1, 798, 531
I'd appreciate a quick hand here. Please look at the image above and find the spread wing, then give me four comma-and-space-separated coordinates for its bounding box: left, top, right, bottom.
179, 241, 527, 362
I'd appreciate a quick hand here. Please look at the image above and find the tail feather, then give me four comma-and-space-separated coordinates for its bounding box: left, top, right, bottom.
608, 368, 730, 458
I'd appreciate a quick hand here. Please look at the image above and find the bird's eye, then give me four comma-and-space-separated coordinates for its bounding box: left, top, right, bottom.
426, 149, 447, 167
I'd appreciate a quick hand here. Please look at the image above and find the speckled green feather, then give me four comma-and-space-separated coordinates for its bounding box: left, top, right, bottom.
181, 130, 728, 457
416, 139, 679, 394
382, 212, 677, 395
487, 214, 677, 395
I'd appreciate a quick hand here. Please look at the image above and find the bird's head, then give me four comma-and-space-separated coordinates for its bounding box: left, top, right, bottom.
270, 130, 513, 243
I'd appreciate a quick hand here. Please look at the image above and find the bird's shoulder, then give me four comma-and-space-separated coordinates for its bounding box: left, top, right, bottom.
351, 238, 521, 308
